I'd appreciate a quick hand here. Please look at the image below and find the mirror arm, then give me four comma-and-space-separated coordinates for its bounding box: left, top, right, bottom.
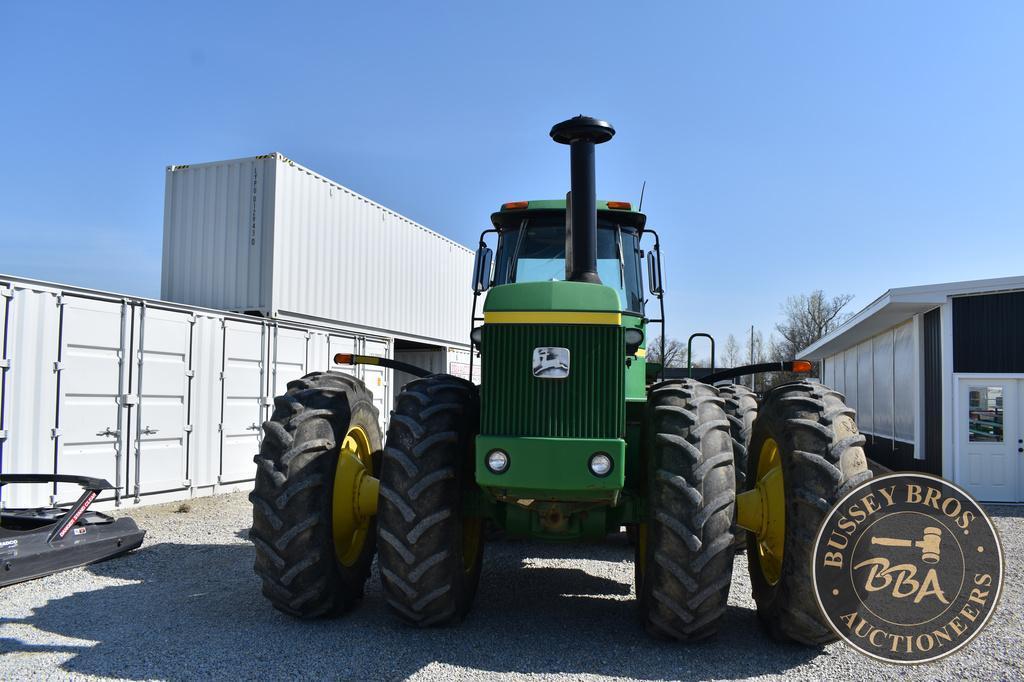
469, 229, 499, 380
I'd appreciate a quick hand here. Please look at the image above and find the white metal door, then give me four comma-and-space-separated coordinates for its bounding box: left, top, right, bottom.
361, 337, 389, 428
328, 334, 358, 378
957, 378, 1019, 502
132, 306, 192, 496
54, 297, 129, 503
1, 287, 61, 508
271, 326, 309, 398
0, 285, 11, 484
220, 320, 266, 483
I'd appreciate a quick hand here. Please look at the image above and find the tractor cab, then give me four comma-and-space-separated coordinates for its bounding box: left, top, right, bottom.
487, 200, 648, 315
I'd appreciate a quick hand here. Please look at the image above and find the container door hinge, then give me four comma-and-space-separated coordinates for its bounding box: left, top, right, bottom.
52, 361, 65, 373
51, 428, 62, 439
0, 287, 13, 299
183, 424, 193, 433
0, 430, 8, 441
217, 423, 224, 432
0, 359, 10, 370
185, 369, 195, 378
121, 394, 139, 406
49, 494, 59, 506
182, 479, 192, 487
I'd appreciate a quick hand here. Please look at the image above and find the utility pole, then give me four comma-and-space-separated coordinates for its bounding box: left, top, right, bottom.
749, 325, 755, 390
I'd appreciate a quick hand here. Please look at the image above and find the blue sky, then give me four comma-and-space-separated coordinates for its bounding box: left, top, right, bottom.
2, 2, 1022, 351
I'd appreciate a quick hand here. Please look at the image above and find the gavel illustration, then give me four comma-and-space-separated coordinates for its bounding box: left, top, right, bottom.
870, 527, 942, 564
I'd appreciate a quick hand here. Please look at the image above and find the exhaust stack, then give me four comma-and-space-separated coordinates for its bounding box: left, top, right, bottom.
550, 116, 615, 284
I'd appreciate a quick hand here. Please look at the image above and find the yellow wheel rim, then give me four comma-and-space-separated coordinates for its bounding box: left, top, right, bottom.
754, 437, 785, 585
332, 425, 378, 567
461, 517, 482, 573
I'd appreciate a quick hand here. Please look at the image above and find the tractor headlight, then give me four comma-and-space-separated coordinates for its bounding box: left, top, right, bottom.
471, 326, 484, 348
486, 449, 510, 474
624, 328, 644, 355
588, 452, 613, 477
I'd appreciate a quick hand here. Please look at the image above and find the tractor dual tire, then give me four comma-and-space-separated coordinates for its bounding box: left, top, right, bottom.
377, 374, 484, 627
717, 383, 758, 550
746, 380, 872, 645
637, 379, 736, 641
250, 371, 381, 618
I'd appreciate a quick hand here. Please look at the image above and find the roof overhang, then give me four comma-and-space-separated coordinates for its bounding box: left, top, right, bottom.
800, 275, 1024, 359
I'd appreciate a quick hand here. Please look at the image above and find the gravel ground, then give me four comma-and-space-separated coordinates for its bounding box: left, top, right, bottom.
0, 492, 1020, 681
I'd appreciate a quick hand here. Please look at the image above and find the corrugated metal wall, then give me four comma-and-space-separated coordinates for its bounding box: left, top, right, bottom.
0, 277, 397, 510
822, 318, 916, 444
161, 153, 474, 347
953, 290, 1024, 372
161, 155, 277, 312
923, 307, 943, 472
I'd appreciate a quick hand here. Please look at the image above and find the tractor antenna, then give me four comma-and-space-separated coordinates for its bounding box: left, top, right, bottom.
638, 180, 647, 212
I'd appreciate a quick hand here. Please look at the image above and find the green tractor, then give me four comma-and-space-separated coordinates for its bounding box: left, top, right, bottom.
248, 116, 872, 643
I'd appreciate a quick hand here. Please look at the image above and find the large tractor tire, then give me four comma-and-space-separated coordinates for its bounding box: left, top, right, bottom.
250, 371, 382, 618
743, 380, 872, 644
717, 383, 758, 550
377, 374, 484, 627
636, 379, 736, 641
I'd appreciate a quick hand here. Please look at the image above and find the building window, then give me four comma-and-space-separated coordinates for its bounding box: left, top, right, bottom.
968, 386, 1003, 442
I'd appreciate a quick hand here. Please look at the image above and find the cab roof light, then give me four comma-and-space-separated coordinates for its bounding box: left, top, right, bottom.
792, 360, 813, 373
501, 201, 529, 211
606, 201, 631, 210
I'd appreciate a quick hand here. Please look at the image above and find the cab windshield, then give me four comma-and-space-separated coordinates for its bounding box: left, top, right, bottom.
493, 219, 644, 313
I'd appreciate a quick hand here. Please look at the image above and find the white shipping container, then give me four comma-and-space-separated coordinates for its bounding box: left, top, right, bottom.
161, 153, 474, 347
0, 275, 407, 510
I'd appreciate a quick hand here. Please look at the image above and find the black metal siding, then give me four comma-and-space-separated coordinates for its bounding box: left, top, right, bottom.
953, 291, 1024, 372
862, 435, 939, 474
922, 307, 942, 474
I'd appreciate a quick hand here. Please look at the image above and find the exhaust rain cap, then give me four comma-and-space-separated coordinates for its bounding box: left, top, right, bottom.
548, 116, 615, 284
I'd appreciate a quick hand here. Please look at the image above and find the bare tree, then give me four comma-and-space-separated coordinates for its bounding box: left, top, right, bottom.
774, 290, 854, 360
647, 335, 697, 368
722, 334, 741, 369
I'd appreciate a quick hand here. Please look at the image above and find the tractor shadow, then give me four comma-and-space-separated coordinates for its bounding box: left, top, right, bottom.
0, 534, 824, 680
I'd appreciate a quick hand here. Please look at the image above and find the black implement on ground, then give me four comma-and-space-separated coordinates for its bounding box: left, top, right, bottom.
0, 474, 145, 588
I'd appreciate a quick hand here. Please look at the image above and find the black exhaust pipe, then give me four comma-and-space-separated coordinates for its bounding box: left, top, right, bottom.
550, 116, 615, 284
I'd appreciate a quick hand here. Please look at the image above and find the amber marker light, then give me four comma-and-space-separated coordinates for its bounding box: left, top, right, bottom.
501, 201, 529, 210
792, 360, 813, 373
334, 353, 354, 364
606, 201, 631, 210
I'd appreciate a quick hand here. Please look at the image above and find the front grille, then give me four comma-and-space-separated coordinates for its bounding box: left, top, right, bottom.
480, 324, 624, 438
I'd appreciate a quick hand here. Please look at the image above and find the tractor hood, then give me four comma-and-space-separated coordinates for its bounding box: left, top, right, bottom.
482, 281, 622, 316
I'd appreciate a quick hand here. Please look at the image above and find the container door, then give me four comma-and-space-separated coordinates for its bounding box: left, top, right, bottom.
132, 306, 192, 495
957, 379, 1019, 502
0, 284, 11, 482
54, 296, 129, 503
271, 326, 309, 398
328, 334, 358, 378
0, 287, 61, 508
220, 320, 266, 483
361, 337, 390, 430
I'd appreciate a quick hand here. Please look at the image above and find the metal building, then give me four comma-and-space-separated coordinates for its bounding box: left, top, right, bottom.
801, 275, 1024, 502
1, 153, 477, 510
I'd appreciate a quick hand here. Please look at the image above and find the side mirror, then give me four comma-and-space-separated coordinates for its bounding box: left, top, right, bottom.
472, 246, 493, 293
646, 250, 663, 296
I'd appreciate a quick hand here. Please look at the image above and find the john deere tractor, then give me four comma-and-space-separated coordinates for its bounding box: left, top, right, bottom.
249, 116, 871, 643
